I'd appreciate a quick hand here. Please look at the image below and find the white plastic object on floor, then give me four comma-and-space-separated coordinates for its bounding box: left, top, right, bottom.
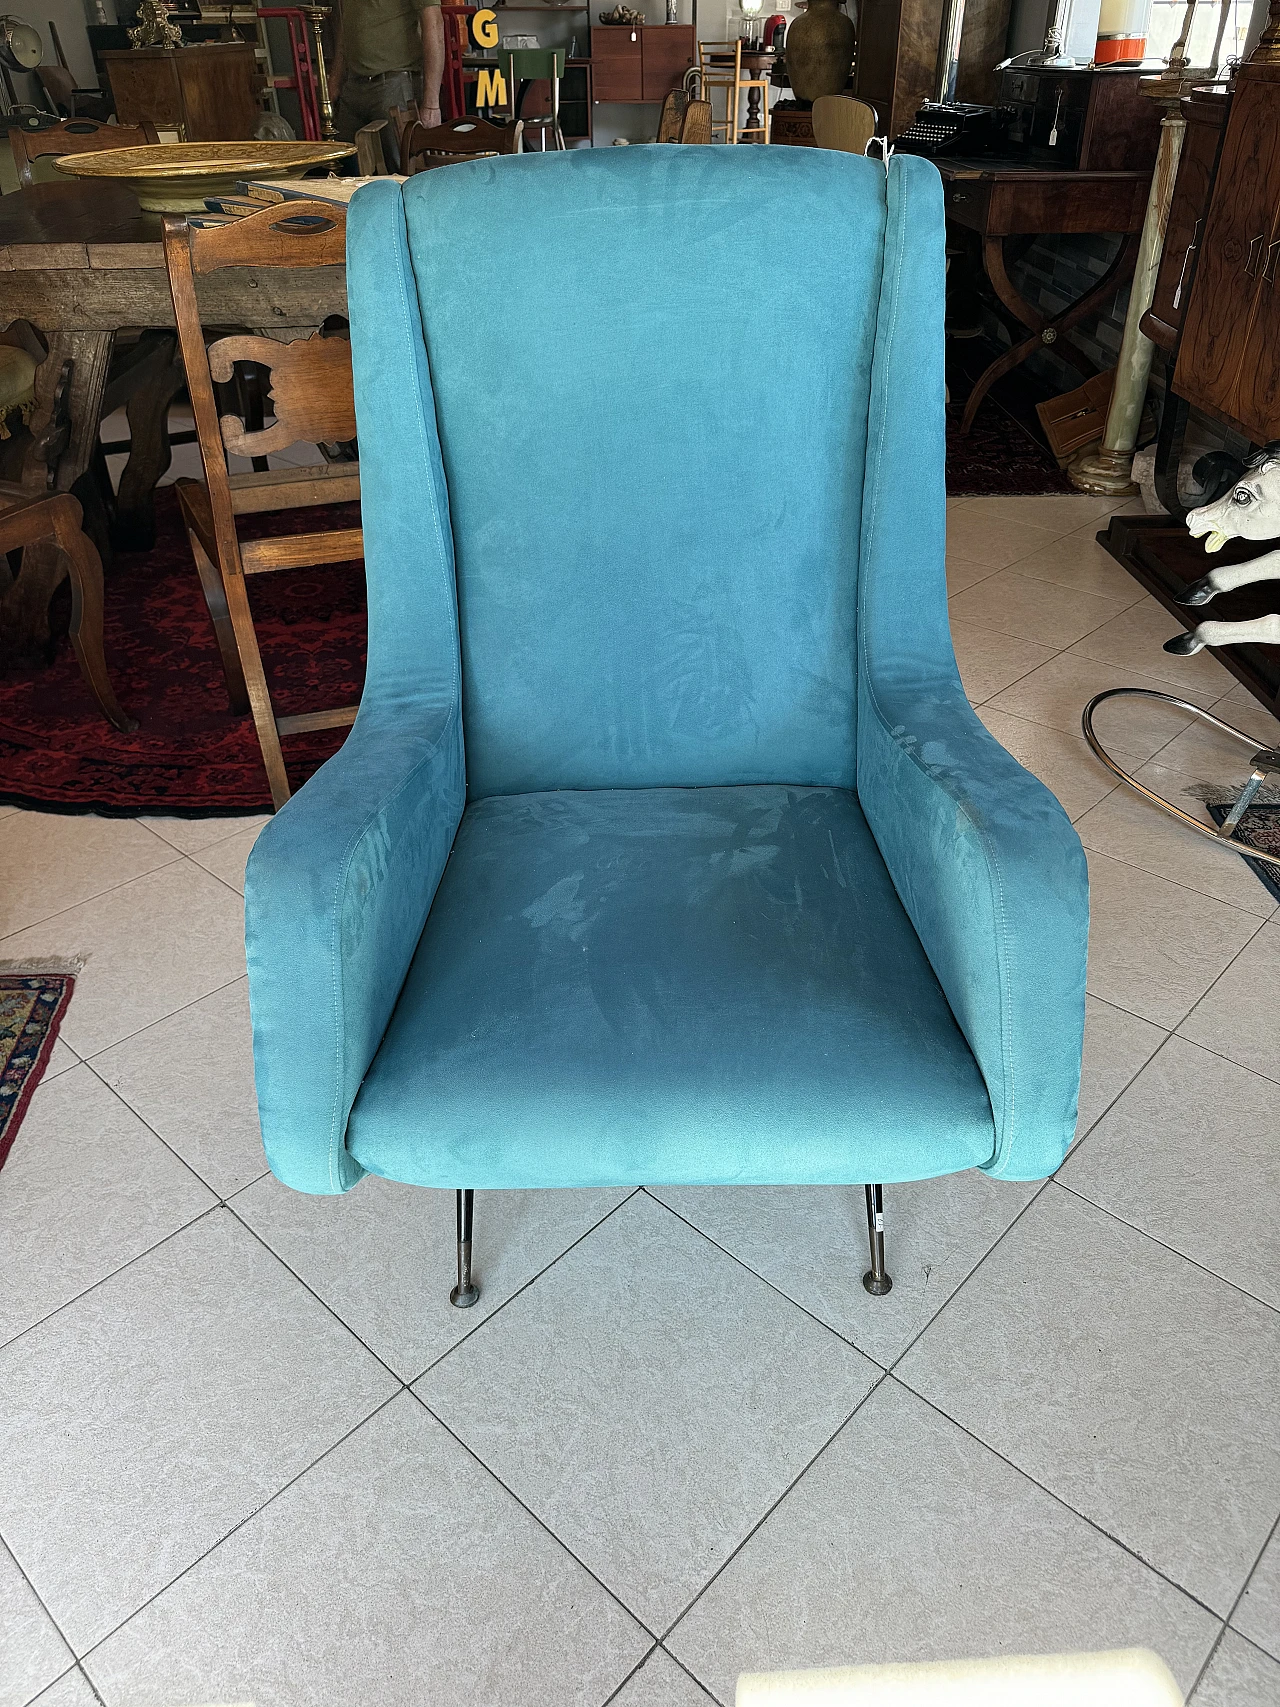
735, 1648, 1183, 1706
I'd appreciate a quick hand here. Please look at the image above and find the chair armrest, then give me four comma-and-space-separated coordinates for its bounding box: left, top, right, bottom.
245, 705, 464, 1193
858, 680, 1088, 1180
856, 154, 1087, 1181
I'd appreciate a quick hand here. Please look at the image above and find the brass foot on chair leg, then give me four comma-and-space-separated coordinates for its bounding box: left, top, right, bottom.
449, 1188, 480, 1308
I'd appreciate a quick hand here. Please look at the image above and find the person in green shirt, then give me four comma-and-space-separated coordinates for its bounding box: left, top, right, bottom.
331, 0, 445, 169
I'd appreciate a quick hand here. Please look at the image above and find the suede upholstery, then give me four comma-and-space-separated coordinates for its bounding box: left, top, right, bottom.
244, 146, 1088, 1201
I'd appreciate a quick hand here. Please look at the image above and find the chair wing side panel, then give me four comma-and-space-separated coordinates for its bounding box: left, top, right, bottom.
855, 155, 1088, 1181
244, 180, 466, 1195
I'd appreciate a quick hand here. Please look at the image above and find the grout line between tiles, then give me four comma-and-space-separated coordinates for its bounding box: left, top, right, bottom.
639, 1188, 881, 1357
0, 840, 188, 942
75, 1388, 405, 1672
0, 1203, 224, 1360
0, 1537, 78, 1704
655, 1641, 722, 1706
1052, 1174, 1280, 1320
77, 969, 248, 1066
405, 1188, 643, 1385
891, 1374, 1236, 1635
596, 1643, 660, 1706
408, 1385, 667, 1650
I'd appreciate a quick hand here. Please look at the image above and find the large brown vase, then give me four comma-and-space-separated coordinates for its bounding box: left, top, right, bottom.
784, 0, 856, 101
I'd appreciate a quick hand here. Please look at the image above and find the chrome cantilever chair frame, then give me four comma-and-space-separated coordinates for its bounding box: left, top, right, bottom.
1082, 686, 1280, 870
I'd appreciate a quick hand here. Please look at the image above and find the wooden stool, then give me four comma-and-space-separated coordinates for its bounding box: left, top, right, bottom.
697, 40, 770, 144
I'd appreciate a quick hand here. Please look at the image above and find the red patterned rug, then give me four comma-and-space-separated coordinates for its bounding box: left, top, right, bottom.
0, 489, 365, 817
0, 972, 75, 1172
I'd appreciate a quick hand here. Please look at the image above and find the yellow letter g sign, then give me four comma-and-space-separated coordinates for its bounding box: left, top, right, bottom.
472, 8, 499, 47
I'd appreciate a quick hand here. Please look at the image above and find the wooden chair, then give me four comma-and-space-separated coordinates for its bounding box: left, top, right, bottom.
9, 118, 160, 189
400, 115, 522, 173
680, 98, 713, 143
0, 487, 136, 732
162, 201, 363, 809
811, 94, 877, 154
656, 89, 687, 141
697, 40, 769, 144
353, 102, 421, 174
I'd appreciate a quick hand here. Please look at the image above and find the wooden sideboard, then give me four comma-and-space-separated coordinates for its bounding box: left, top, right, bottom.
101, 43, 262, 141
1139, 83, 1231, 353
590, 25, 694, 104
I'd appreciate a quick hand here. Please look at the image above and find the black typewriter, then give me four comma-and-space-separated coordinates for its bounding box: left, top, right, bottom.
892, 102, 1009, 158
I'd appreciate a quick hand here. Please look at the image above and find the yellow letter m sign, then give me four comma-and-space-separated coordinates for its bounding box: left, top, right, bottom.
474, 65, 507, 107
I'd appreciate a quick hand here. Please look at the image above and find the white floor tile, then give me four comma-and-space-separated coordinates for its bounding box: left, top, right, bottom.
1012, 522, 1151, 606
0, 1537, 73, 1707
233, 1174, 632, 1380
83, 1395, 648, 1707
1233, 1525, 1280, 1662
944, 507, 1060, 570
1179, 921, 1280, 1087
1061, 1036, 1280, 1307
1075, 994, 1167, 1141
26, 1672, 98, 1707
139, 814, 270, 856
0, 863, 247, 1059
0, 812, 179, 938
610, 1650, 717, 1707
897, 1185, 1280, 1615
416, 1194, 877, 1632
1076, 779, 1277, 920
976, 493, 1120, 536
0, 1065, 214, 1347
949, 568, 1131, 651
190, 822, 266, 895
1191, 1630, 1280, 1707
92, 979, 265, 1198
667, 1379, 1217, 1702
0, 1210, 397, 1653
1084, 849, 1261, 1029
649, 1174, 1039, 1368
948, 620, 1055, 706
1069, 599, 1237, 700
987, 655, 1215, 762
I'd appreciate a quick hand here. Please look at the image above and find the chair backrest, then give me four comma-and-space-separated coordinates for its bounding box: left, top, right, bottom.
347, 149, 905, 798
505, 47, 565, 83
698, 39, 742, 78
679, 98, 713, 143
162, 200, 355, 562
811, 94, 877, 154
10, 117, 160, 188
401, 115, 522, 172
656, 89, 687, 141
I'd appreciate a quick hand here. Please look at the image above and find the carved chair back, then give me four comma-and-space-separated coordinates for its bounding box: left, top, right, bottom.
10, 118, 160, 188
401, 115, 523, 173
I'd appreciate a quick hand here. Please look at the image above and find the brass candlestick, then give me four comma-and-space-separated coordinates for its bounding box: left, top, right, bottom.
302, 5, 335, 137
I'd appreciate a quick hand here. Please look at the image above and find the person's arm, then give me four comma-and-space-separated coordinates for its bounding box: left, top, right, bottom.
420, 4, 445, 124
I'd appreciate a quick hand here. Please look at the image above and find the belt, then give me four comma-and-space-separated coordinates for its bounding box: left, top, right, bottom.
347, 67, 413, 82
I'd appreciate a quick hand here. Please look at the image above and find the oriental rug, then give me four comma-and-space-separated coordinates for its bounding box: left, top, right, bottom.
0, 972, 75, 1173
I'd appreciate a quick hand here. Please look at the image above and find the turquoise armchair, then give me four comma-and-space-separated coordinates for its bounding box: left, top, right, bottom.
244, 147, 1089, 1308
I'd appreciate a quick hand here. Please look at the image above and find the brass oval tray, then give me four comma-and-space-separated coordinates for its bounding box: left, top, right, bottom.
53, 140, 355, 212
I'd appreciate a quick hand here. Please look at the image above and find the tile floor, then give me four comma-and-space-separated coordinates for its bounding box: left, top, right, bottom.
2, 492, 1280, 1706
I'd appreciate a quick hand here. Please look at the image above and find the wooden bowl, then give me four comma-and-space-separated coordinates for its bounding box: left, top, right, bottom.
52, 140, 355, 213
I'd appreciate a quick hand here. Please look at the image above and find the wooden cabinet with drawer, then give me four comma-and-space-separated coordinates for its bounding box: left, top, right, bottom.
1140, 84, 1231, 353
1174, 65, 1280, 444
101, 42, 261, 141
590, 25, 693, 104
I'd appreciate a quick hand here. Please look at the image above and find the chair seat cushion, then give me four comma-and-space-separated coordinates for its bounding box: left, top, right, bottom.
347, 784, 996, 1189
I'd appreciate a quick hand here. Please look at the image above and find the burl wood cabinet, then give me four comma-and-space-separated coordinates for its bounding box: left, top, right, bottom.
1174, 64, 1280, 444
102, 42, 261, 141
855, 0, 1009, 138
1140, 83, 1231, 353
591, 25, 694, 104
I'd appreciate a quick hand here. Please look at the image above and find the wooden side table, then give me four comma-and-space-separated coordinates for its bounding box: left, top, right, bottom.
939, 160, 1152, 435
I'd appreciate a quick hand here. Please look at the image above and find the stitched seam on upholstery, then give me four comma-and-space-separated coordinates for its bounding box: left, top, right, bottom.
858, 158, 1015, 1175
324, 184, 463, 1189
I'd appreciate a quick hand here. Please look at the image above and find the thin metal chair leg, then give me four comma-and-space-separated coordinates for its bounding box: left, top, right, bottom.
863, 1183, 892, 1296
449, 1188, 480, 1308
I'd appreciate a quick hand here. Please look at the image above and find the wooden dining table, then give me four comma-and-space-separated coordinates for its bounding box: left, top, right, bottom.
0, 181, 351, 539
0, 178, 349, 650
